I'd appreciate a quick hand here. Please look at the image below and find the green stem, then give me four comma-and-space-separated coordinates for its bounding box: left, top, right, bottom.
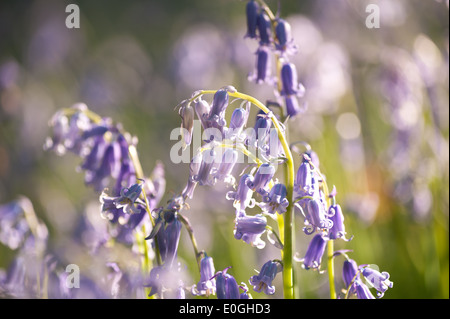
327, 239, 337, 299
178, 213, 202, 271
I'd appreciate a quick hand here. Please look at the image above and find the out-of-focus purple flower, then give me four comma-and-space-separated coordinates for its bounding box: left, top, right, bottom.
361, 266, 393, 298
280, 62, 304, 97
248, 46, 272, 84
296, 233, 327, 271
280, 62, 305, 117
245, 0, 260, 39
249, 260, 282, 295
194, 254, 216, 296
239, 283, 252, 299
0, 200, 29, 250
234, 213, 267, 249
85, 142, 121, 191
195, 148, 218, 186
156, 214, 182, 267
257, 12, 272, 45
193, 95, 211, 130
248, 163, 275, 195
226, 174, 256, 212
354, 280, 376, 299
215, 267, 240, 299
100, 182, 144, 216
259, 183, 289, 215
275, 18, 297, 54
178, 100, 195, 147
342, 259, 359, 295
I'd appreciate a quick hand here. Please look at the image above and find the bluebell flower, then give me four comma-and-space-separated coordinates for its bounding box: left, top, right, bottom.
354, 280, 376, 299
100, 181, 144, 216
248, 46, 272, 84
178, 100, 195, 147
249, 260, 282, 295
361, 266, 393, 298
0, 199, 29, 250
234, 213, 267, 249
85, 142, 121, 191
245, 0, 260, 39
248, 163, 275, 195
146, 197, 184, 267
239, 283, 252, 299
226, 174, 256, 212
211, 148, 238, 185
156, 214, 182, 267
275, 19, 297, 55
182, 152, 202, 199
206, 88, 229, 131
215, 268, 240, 299
280, 62, 305, 117
195, 148, 218, 186
296, 233, 327, 271
342, 259, 359, 295
303, 198, 333, 233
257, 12, 272, 45
294, 160, 313, 196
259, 183, 289, 215
194, 254, 216, 296
284, 94, 306, 118
193, 95, 211, 130
328, 203, 351, 241
280, 62, 304, 97
79, 135, 106, 172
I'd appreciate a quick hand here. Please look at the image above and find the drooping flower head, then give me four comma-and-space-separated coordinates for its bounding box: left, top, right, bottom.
259, 183, 289, 215
296, 233, 328, 271
361, 266, 393, 298
245, 0, 260, 39
234, 213, 267, 249
194, 254, 216, 296
215, 267, 240, 299
249, 260, 282, 295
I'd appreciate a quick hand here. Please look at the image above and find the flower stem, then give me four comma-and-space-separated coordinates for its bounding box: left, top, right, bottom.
327, 239, 337, 299
177, 213, 202, 271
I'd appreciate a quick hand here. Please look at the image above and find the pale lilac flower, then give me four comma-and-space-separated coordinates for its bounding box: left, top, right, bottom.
234, 213, 267, 249
226, 174, 256, 212
211, 148, 238, 185
248, 163, 275, 195
194, 254, 216, 296
361, 266, 393, 298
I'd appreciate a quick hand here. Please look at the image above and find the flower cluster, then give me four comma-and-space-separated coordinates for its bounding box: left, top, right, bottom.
0, 0, 395, 300
44, 103, 166, 245
245, 0, 305, 118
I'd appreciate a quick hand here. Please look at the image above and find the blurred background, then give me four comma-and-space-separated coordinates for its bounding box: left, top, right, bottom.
0, 0, 448, 298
